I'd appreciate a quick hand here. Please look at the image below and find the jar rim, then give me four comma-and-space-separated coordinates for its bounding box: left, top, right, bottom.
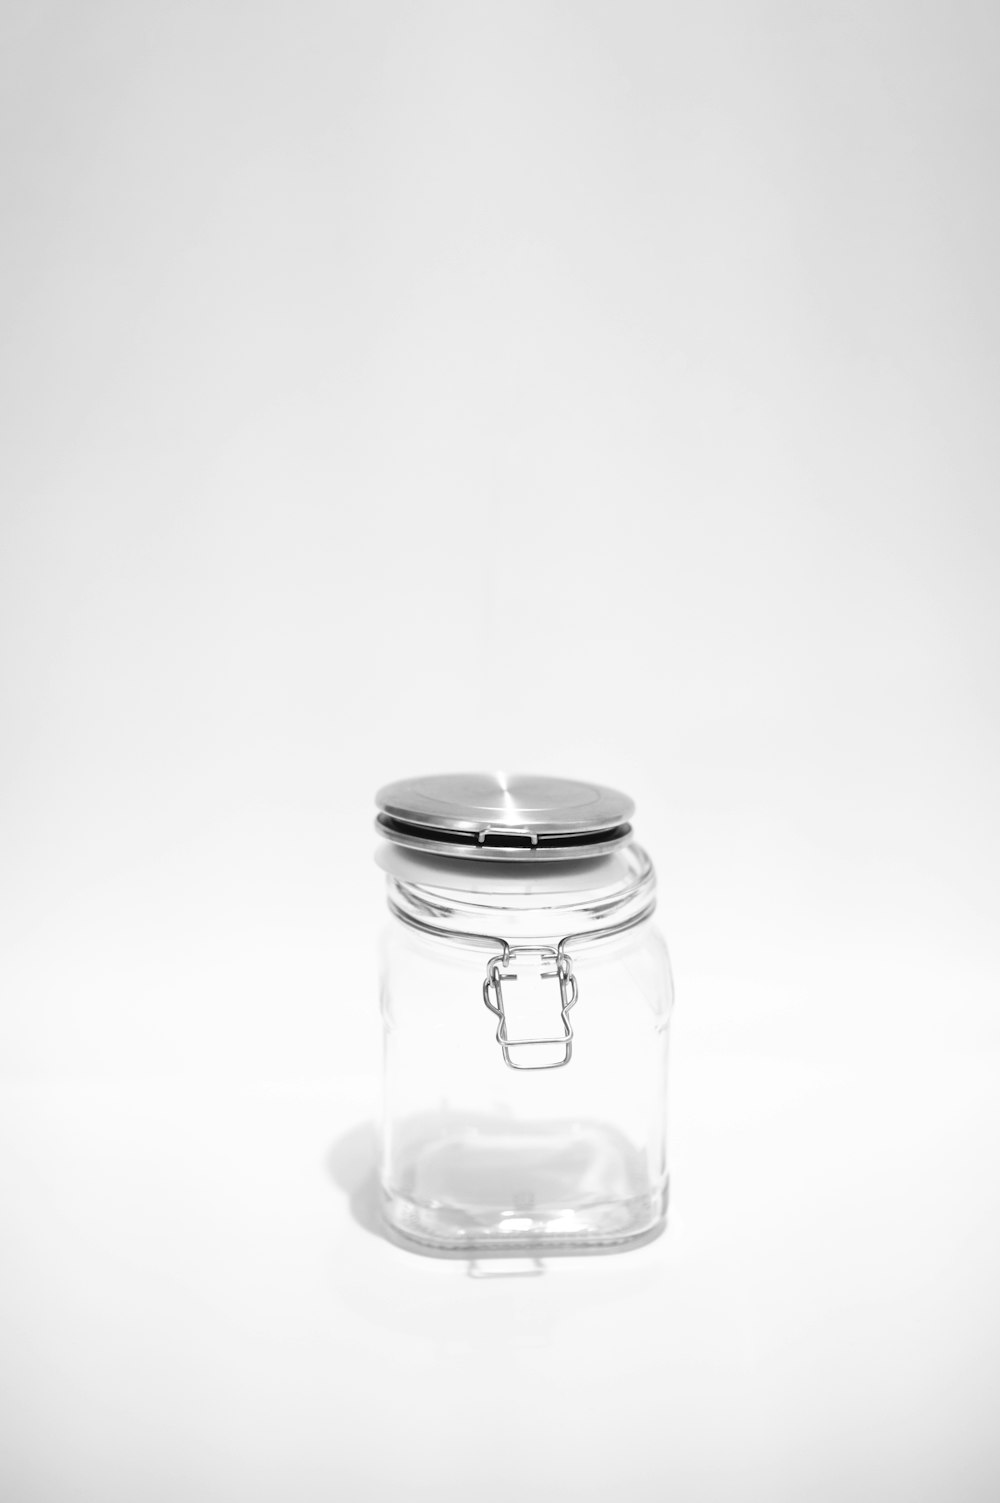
384, 841, 657, 949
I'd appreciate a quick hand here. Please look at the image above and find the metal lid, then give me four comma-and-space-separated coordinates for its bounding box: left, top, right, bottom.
375, 772, 635, 861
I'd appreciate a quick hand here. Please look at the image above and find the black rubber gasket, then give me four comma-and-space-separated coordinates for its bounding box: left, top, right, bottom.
376, 814, 633, 854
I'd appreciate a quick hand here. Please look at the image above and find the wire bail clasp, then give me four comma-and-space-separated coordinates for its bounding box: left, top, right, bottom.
482, 945, 579, 1070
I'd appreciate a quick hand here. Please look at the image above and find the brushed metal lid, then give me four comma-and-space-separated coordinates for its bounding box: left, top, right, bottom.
375, 772, 635, 861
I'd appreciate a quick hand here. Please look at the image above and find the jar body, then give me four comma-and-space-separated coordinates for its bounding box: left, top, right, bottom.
378, 844, 674, 1253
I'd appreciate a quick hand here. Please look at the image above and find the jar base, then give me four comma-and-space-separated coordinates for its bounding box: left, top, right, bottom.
381, 1183, 668, 1255
380, 1115, 668, 1254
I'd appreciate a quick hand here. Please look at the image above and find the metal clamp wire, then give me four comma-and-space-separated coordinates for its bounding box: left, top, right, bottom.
387, 900, 513, 965
387, 896, 656, 1070
387, 897, 656, 966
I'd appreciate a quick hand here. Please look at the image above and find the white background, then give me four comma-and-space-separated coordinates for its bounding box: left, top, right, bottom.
1, 3, 998, 1499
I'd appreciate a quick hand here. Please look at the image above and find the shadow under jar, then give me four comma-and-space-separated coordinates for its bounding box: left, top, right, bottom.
375, 773, 675, 1255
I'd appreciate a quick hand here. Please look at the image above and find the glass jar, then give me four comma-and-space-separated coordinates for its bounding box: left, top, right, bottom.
375, 773, 674, 1254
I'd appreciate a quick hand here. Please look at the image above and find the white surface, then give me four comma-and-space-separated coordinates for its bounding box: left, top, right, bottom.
2, 2, 999, 1497
2, 1052, 998, 1501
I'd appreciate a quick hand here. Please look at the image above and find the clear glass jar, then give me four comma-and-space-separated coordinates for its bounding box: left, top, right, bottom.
375, 774, 675, 1254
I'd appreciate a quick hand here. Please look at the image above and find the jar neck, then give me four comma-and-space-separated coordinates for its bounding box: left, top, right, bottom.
384, 842, 656, 950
